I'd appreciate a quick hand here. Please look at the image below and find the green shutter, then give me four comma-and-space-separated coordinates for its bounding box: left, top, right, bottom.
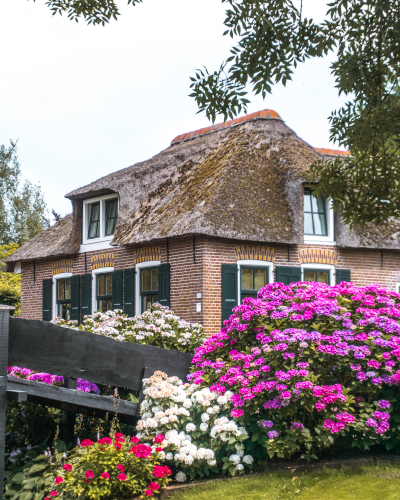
336, 269, 351, 284
275, 266, 302, 285
81, 274, 92, 322
112, 270, 123, 310
70, 275, 80, 322
222, 264, 238, 324
158, 264, 170, 307
42, 279, 52, 321
124, 268, 136, 317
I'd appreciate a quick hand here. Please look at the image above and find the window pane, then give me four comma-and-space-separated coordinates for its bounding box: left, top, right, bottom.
304, 213, 314, 234
152, 294, 159, 304
64, 280, 71, 300
88, 221, 100, 239
105, 200, 118, 236
304, 271, 315, 282
151, 268, 159, 291
59, 302, 71, 320
304, 190, 311, 212
316, 194, 325, 213
98, 299, 107, 313
106, 274, 113, 295
107, 298, 113, 311
311, 193, 319, 212
241, 268, 253, 290
141, 269, 150, 292
105, 218, 116, 236
90, 203, 100, 222
57, 280, 64, 300
254, 268, 267, 290
316, 271, 329, 284
313, 213, 327, 235
143, 295, 152, 311
97, 275, 105, 296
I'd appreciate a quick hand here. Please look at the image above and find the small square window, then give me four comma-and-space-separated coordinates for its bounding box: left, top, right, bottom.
140, 267, 159, 312
304, 269, 330, 285
240, 266, 268, 302
97, 273, 113, 312
57, 278, 72, 320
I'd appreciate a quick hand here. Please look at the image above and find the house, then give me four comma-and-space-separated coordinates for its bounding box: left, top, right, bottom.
6, 109, 400, 336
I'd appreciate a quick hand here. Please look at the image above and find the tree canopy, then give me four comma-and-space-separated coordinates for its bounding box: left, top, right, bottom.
0, 141, 48, 246
31, 0, 400, 227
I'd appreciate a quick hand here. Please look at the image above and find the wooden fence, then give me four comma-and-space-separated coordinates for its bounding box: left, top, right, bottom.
0, 306, 194, 496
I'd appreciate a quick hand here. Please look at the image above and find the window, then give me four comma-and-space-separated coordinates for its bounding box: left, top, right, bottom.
96, 273, 113, 312
88, 202, 100, 239
240, 266, 269, 301
304, 269, 330, 285
57, 278, 72, 320
304, 187, 327, 236
140, 267, 159, 312
82, 195, 119, 246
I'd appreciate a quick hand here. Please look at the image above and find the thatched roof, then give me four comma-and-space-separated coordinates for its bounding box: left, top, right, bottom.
7, 109, 400, 263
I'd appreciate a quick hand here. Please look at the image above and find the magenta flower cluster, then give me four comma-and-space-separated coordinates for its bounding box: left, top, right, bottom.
7, 366, 100, 394
190, 281, 400, 458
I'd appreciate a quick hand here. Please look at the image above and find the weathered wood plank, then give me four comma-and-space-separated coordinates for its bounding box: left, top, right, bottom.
7, 376, 139, 416
8, 318, 194, 389
7, 390, 27, 402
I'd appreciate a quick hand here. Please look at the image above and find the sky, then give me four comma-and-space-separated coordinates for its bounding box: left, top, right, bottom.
0, 0, 346, 216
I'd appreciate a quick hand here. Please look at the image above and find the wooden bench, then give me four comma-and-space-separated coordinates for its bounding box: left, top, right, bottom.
0, 307, 194, 495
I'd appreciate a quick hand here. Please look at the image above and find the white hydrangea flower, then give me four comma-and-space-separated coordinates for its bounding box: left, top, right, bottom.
169, 415, 178, 423
184, 456, 194, 465
225, 391, 234, 400
176, 471, 187, 483
206, 407, 214, 415
183, 399, 193, 409
207, 459, 217, 466
200, 423, 209, 432
236, 464, 244, 471
165, 452, 173, 460
177, 408, 190, 416
243, 455, 254, 465
213, 405, 220, 413
201, 413, 210, 422
186, 423, 196, 432
217, 395, 228, 405
160, 417, 169, 425
181, 439, 192, 447
229, 454, 241, 464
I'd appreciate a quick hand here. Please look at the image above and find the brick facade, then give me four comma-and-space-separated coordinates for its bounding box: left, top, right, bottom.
20, 235, 400, 336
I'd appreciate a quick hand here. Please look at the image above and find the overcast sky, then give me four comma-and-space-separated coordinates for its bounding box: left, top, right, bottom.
0, 0, 346, 216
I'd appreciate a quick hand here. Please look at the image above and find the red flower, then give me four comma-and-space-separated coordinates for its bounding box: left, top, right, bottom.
62, 464, 72, 471
50, 492, 58, 497
116, 464, 125, 472
85, 470, 94, 479
98, 437, 113, 445
155, 447, 163, 452
114, 432, 125, 444
54, 476, 63, 485
148, 482, 160, 491
153, 434, 165, 444
84, 479, 91, 483
152, 465, 171, 477
117, 473, 127, 481
101, 472, 110, 479
130, 436, 140, 444
115, 443, 122, 450
129, 444, 152, 458
80, 439, 94, 447
144, 490, 153, 496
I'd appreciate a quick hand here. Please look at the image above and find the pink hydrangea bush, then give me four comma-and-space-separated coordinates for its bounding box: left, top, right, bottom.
48, 432, 171, 499
190, 282, 400, 460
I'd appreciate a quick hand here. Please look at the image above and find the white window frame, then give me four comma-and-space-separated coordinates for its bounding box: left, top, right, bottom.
301, 263, 335, 285
91, 266, 115, 313
52, 272, 73, 319
303, 187, 335, 245
237, 260, 274, 304
396, 283, 400, 294
135, 260, 161, 314
81, 194, 119, 249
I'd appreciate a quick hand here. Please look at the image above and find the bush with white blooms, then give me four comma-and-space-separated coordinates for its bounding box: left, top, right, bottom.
51, 304, 204, 353
136, 371, 254, 481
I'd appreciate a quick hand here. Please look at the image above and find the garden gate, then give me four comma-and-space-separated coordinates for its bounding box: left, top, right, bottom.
0, 306, 194, 497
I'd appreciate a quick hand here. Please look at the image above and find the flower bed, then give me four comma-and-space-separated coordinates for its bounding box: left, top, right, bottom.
136, 282, 400, 482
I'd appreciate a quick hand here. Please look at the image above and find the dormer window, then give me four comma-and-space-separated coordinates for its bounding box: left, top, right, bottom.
82, 195, 119, 246
303, 186, 334, 243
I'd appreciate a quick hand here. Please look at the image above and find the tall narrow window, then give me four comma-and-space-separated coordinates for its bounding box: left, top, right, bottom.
97, 273, 113, 312
105, 199, 118, 236
57, 279, 72, 320
304, 188, 327, 236
140, 267, 159, 312
88, 202, 100, 239
240, 266, 268, 301
304, 269, 330, 285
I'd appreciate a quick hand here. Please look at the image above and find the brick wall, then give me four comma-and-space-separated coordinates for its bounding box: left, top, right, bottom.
20, 237, 400, 337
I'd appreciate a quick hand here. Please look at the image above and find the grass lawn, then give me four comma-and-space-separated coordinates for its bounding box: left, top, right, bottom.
168, 462, 400, 500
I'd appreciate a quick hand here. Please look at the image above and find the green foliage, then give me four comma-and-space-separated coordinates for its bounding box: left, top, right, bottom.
0, 141, 47, 246
4, 440, 69, 500
0, 243, 21, 314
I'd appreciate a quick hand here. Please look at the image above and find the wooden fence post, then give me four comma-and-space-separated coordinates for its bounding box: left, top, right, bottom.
0, 305, 14, 497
